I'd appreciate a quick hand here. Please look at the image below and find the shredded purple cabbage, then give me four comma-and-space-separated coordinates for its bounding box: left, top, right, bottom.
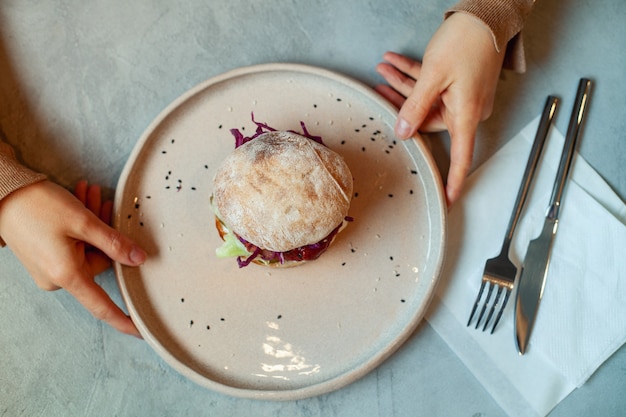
235, 217, 353, 268
231, 113, 324, 148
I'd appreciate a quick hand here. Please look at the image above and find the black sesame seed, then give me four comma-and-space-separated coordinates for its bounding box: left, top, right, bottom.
220, 318, 225, 322
361, 147, 366, 152
135, 203, 140, 209
161, 150, 167, 154
181, 298, 185, 303
277, 315, 282, 319
410, 189, 414, 195
388, 194, 394, 198
411, 170, 418, 175
146, 195, 152, 199
390, 256, 394, 261
351, 248, 356, 253
369, 117, 374, 120
165, 186, 170, 189
401, 299, 406, 303
204, 165, 209, 169
139, 222, 144, 227
370, 137, 376, 142
171, 139, 175, 144
190, 320, 194, 326
336, 98, 342, 102
127, 214, 132, 219
342, 262, 346, 266
385, 150, 390, 154
191, 187, 197, 191
355, 129, 360, 132
206, 325, 211, 330
354, 192, 359, 198
313, 104, 318, 108
341, 140, 346, 145
218, 124, 223, 129
362, 124, 367, 128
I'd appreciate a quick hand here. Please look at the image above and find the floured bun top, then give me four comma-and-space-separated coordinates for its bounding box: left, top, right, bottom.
213, 131, 353, 252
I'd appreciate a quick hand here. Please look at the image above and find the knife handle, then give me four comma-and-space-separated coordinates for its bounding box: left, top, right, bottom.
547, 78, 593, 220
503, 96, 559, 246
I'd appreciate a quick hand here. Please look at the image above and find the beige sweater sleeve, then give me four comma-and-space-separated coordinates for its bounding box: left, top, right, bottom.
445, 0, 536, 72
0, 136, 47, 246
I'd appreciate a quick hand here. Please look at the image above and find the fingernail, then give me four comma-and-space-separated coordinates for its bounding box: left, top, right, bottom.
130, 245, 147, 265
396, 118, 412, 139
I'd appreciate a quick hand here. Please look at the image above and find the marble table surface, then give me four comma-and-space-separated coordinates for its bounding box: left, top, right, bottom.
1, 0, 624, 415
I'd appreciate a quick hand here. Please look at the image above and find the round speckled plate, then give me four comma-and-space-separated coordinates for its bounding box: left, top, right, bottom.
114, 63, 446, 400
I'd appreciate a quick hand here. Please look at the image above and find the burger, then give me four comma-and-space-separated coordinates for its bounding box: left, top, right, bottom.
211, 116, 353, 268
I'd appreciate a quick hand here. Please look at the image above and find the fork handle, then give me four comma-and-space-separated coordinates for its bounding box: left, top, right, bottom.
502, 96, 559, 248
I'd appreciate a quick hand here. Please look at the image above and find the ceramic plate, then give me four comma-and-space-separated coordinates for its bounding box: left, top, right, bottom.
114, 63, 446, 400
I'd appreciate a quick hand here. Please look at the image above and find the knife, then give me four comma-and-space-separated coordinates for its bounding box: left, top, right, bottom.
514, 78, 593, 355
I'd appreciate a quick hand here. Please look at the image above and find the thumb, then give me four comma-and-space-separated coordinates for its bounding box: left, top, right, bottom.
395, 73, 442, 139
77, 212, 147, 266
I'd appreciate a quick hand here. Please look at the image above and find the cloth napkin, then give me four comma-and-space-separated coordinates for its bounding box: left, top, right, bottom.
426, 116, 626, 417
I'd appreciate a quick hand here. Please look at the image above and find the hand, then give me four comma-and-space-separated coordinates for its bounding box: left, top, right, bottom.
376, 12, 505, 204
0, 180, 147, 337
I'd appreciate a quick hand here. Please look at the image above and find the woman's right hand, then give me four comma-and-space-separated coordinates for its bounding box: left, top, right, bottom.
0, 180, 147, 337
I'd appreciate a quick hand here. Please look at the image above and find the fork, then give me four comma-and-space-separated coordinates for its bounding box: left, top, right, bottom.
467, 96, 559, 333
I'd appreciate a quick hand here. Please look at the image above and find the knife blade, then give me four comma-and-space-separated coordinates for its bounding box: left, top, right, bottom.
514, 78, 593, 355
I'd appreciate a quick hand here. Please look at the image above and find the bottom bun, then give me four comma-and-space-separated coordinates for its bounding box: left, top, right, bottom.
257, 258, 309, 269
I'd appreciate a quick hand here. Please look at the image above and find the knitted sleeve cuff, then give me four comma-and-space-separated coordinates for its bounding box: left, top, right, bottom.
445, 0, 535, 72
0, 146, 47, 247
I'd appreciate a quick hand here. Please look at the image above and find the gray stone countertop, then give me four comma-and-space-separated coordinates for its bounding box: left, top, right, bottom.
1, 1, 624, 416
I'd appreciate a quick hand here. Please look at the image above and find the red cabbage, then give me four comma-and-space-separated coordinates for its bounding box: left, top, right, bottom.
235, 217, 352, 268
231, 113, 324, 148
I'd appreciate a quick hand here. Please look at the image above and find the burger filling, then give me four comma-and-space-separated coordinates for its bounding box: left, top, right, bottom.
214, 209, 351, 268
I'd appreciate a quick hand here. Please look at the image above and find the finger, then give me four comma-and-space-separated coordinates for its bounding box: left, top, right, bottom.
74, 180, 88, 205
381, 51, 423, 78
100, 199, 113, 226
418, 115, 448, 133
65, 274, 140, 337
374, 84, 407, 109
74, 211, 147, 267
395, 74, 443, 139
409, 98, 448, 133
86, 183, 102, 215
375, 63, 417, 98
446, 115, 478, 205
86, 250, 112, 277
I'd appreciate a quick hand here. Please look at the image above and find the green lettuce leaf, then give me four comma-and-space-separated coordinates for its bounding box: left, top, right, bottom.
216, 230, 251, 258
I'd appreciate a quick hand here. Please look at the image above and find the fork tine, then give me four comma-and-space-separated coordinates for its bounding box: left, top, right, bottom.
467, 281, 487, 326
490, 288, 512, 334
482, 285, 503, 331
475, 282, 494, 329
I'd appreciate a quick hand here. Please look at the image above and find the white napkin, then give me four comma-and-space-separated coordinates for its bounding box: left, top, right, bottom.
426, 116, 626, 417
